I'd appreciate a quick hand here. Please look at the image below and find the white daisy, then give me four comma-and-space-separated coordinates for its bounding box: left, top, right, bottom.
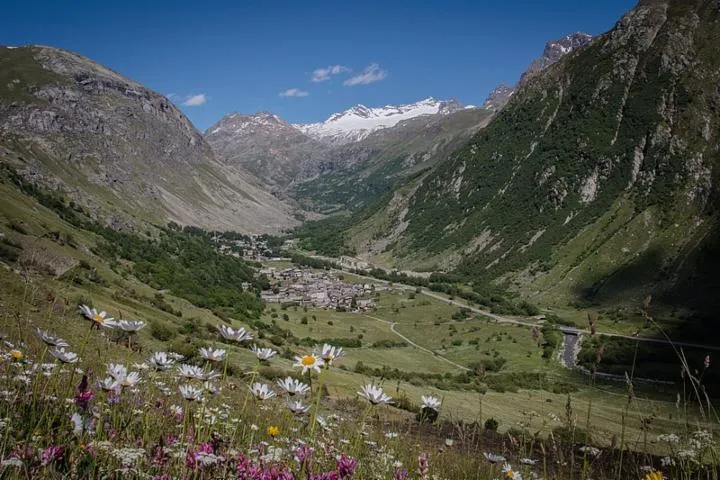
36, 328, 69, 347
199, 347, 226, 362
251, 345, 277, 361
483, 452, 506, 463
117, 320, 146, 332
177, 364, 205, 380
149, 352, 175, 371
502, 463, 522, 480
107, 364, 128, 381
118, 371, 141, 388
250, 382, 276, 401
358, 384, 393, 405
287, 400, 311, 415
49, 347, 79, 364
315, 344, 344, 366
179, 384, 204, 401
78, 305, 116, 328
293, 354, 323, 375
421, 395, 442, 411
276, 377, 310, 396
98, 377, 120, 392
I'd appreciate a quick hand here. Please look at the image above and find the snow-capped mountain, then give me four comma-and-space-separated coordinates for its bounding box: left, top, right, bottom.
294, 97, 463, 145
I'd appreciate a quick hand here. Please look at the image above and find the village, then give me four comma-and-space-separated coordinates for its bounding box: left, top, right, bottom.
257, 267, 392, 311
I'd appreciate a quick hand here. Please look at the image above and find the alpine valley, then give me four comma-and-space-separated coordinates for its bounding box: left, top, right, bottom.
0, 1, 719, 478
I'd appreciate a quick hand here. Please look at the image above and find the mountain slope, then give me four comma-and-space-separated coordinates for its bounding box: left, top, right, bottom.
0, 45, 299, 233
291, 107, 493, 211
205, 112, 329, 189
350, 0, 720, 318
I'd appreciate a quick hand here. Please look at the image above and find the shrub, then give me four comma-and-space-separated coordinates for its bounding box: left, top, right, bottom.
150, 321, 176, 341
484, 418, 499, 431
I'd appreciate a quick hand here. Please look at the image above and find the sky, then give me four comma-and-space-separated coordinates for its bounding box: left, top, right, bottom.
2, 0, 638, 131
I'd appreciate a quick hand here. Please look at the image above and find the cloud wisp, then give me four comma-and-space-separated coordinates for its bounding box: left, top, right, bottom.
182, 93, 207, 106
311, 65, 350, 82
343, 63, 387, 86
279, 88, 310, 97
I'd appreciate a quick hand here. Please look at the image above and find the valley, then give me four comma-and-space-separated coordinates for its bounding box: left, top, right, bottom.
0, 0, 718, 478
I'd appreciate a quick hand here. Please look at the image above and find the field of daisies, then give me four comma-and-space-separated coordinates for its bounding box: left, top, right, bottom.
0, 303, 717, 479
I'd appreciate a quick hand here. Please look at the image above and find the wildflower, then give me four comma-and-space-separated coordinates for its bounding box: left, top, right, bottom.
393, 469, 409, 480
294, 353, 323, 375
579, 446, 601, 457
36, 328, 69, 347
41, 445, 64, 466
251, 345, 277, 361
502, 463, 522, 480
660, 456, 675, 467
50, 347, 79, 364
78, 305, 116, 328
118, 371, 141, 388
519, 458, 537, 465
9, 350, 23, 361
179, 384, 204, 401
640, 472, 663, 480
287, 400, 311, 415
204, 370, 221, 381
417, 453, 429, 480
483, 452, 506, 463
421, 395, 441, 411
657, 433, 679, 443
444, 438, 454, 447
315, 343, 344, 366
250, 382, 276, 401
149, 352, 175, 370
277, 376, 310, 396
217, 325, 238, 341
267, 425, 280, 437
107, 364, 128, 380
167, 352, 184, 361
385, 432, 399, 439
177, 364, 206, 380
204, 382, 219, 395
358, 384, 393, 405
117, 320, 146, 332
98, 377, 120, 392
199, 347, 226, 362
337, 454, 357, 478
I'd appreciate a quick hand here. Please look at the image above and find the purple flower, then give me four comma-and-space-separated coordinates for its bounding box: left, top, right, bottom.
310, 473, 339, 480
418, 452, 429, 480
337, 455, 357, 478
41, 445, 64, 466
393, 469, 408, 480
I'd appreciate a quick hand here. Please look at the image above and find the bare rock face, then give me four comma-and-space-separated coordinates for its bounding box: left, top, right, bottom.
0, 45, 299, 233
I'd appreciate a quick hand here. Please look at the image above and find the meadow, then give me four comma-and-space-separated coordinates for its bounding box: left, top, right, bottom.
0, 177, 718, 479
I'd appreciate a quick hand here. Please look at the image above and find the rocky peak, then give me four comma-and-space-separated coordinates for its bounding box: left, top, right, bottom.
482, 84, 515, 111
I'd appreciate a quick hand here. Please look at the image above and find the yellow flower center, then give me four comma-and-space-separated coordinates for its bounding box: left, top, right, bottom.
642, 472, 663, 480
506, 470, 514, 478
10, 350, 23, 360
267, 425, 279, 437
301, 355, 316, 366
93, 314, 103, 324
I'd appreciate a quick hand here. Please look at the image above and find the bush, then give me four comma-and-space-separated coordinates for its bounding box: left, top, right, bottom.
150, 321, 176, 341
484, 418, 499, 431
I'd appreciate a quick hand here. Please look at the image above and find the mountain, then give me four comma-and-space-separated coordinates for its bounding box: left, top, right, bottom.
204, 112, 329, 189
346, 0, 720, 321
205, 97, 484, 201
0, 45, 298, 233
291, 107, 493, 212
483, 32, 593, 112
294, 97, 464, 145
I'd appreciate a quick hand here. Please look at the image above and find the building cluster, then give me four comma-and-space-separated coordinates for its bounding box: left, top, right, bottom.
258, 267, 388, 311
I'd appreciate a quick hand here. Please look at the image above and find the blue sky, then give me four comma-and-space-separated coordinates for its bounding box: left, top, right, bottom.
3, 0, 637, 131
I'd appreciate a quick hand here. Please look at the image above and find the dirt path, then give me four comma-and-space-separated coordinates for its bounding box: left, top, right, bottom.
363, 314, 471, 372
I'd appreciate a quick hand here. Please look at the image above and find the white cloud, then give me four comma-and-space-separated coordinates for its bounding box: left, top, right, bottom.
279, 88, 309, 97
182, 93, 207, 106
311, 65, 350, 82
343, 63, 387, 86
